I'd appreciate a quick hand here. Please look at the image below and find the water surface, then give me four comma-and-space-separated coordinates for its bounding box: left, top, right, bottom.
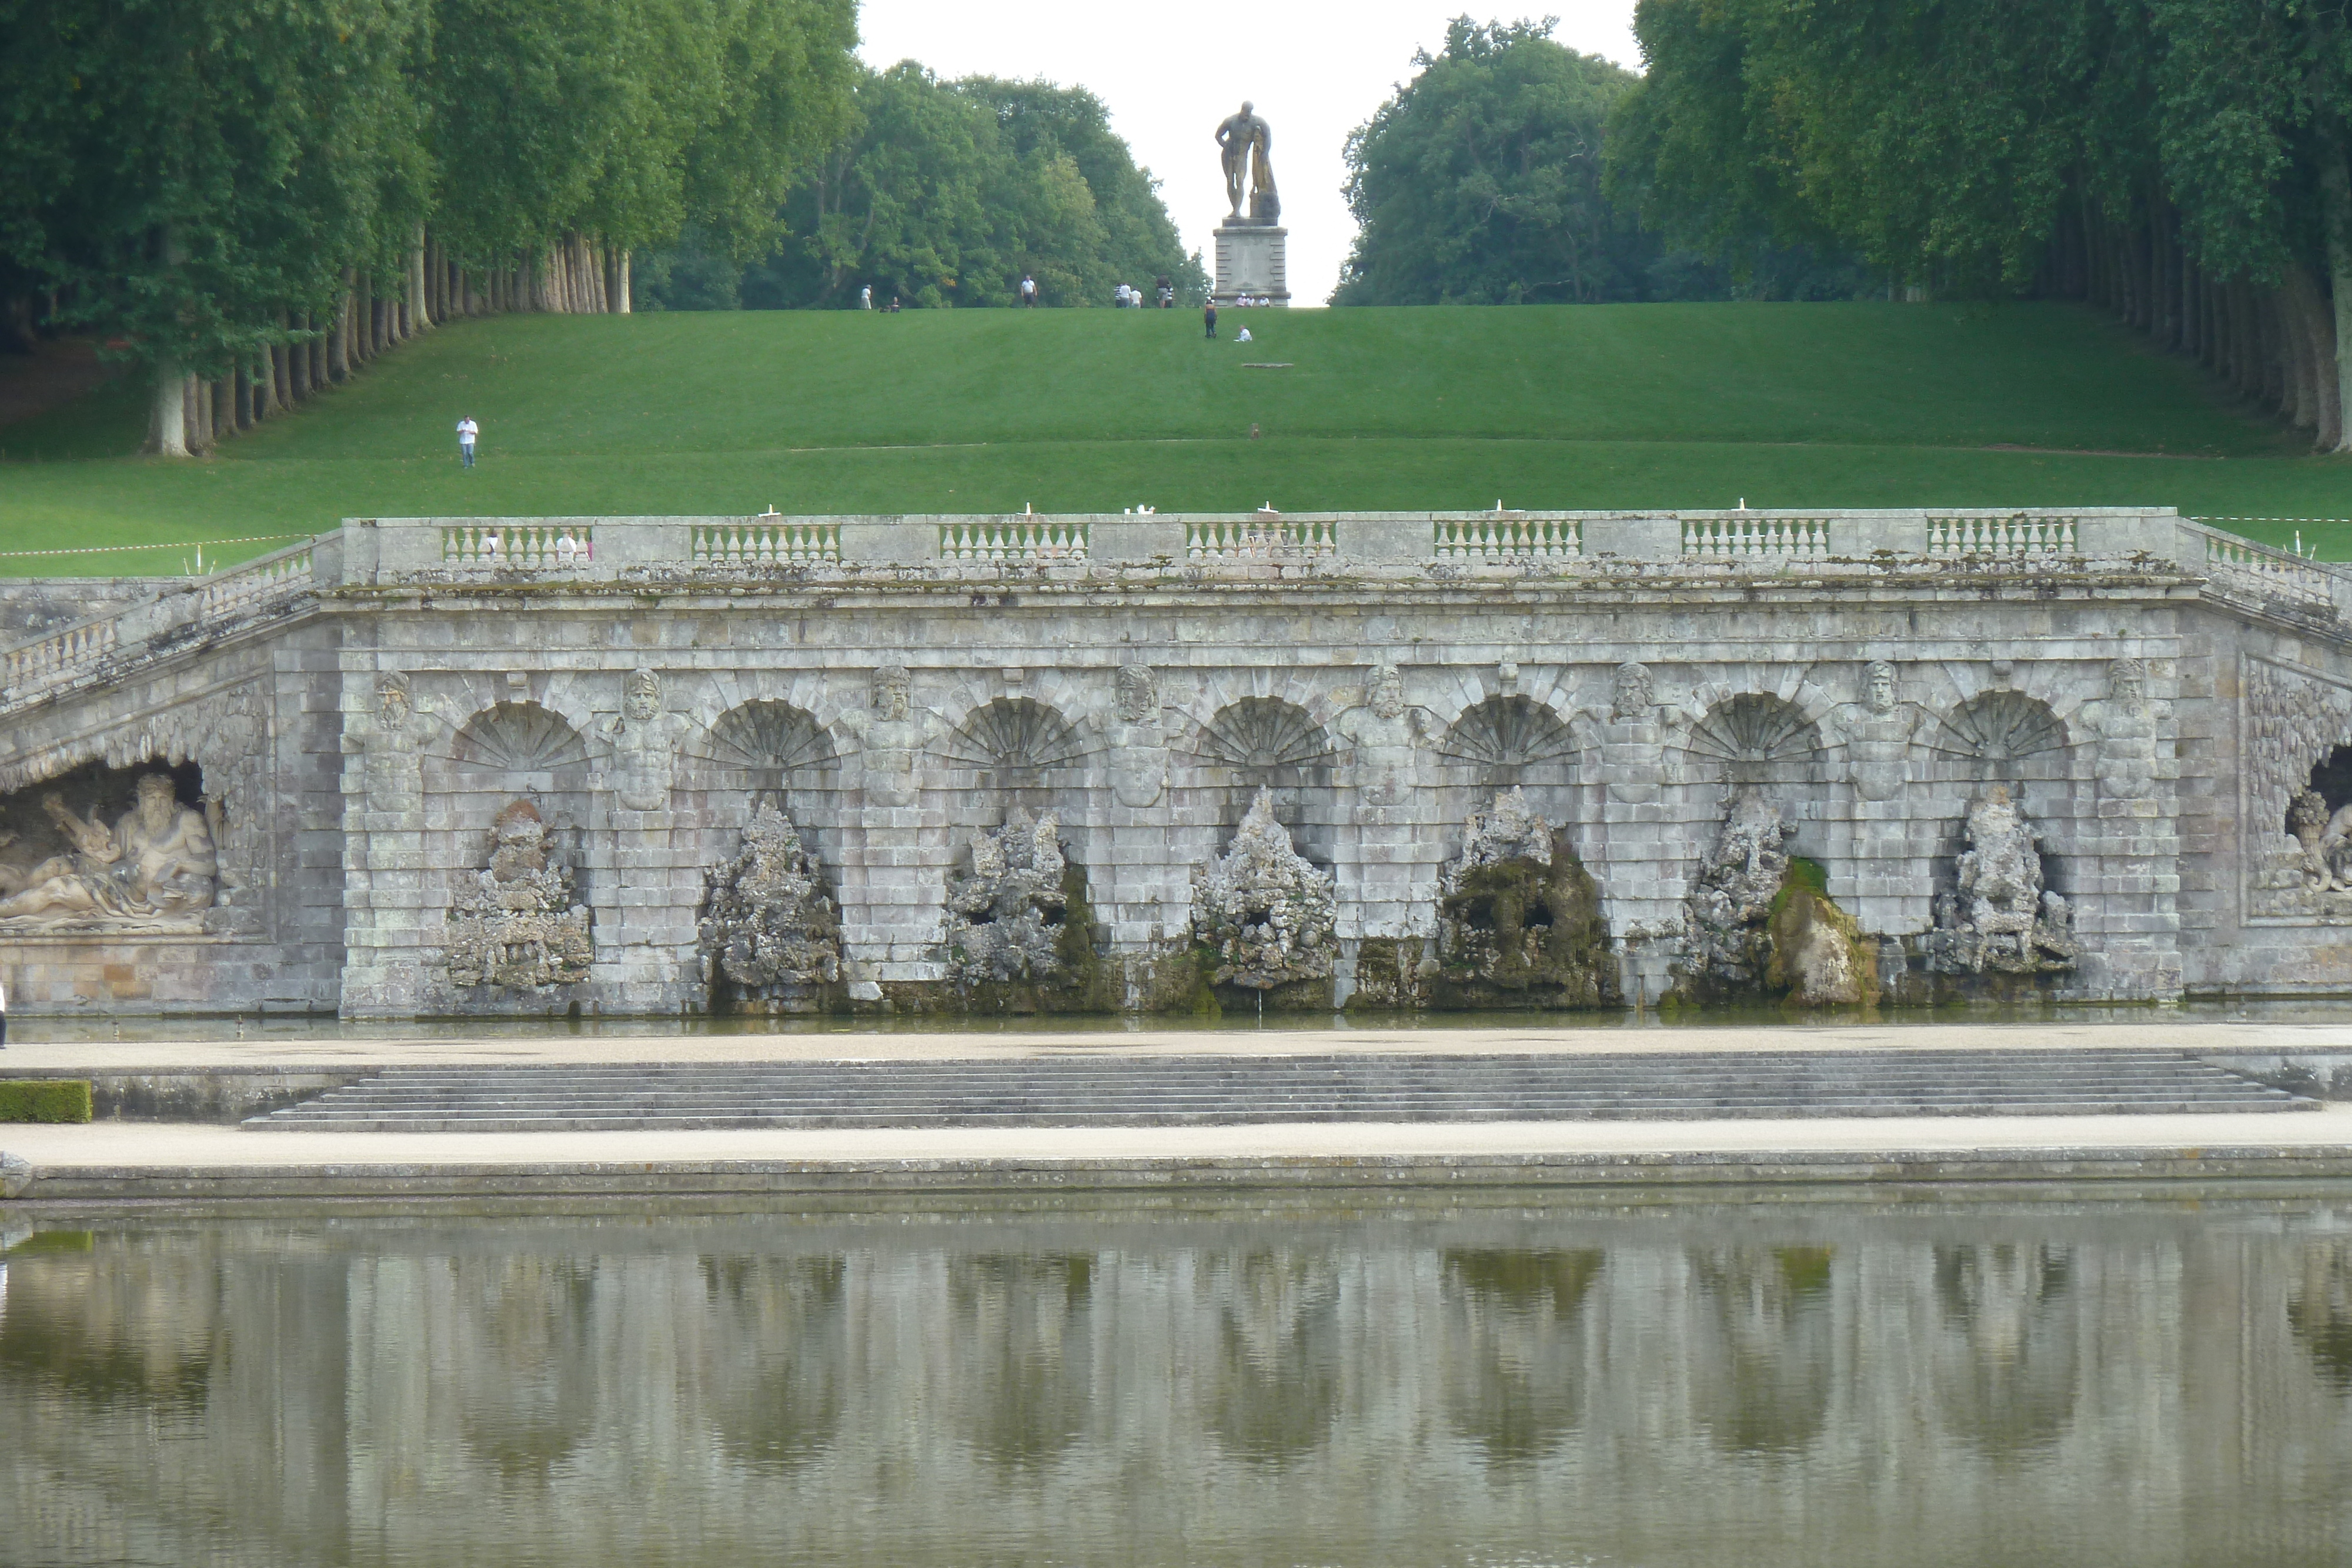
4, 1193, 2351, 1566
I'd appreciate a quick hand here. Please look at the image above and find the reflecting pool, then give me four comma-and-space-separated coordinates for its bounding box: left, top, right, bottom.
5, 1194, 2352, 1566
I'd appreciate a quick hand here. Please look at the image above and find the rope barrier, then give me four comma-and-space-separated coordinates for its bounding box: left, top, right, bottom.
0, 532, 310, 560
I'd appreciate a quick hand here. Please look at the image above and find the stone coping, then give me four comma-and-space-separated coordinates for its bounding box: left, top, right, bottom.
6, 1020, 2352, 1072
7, 1106, 2352, 1208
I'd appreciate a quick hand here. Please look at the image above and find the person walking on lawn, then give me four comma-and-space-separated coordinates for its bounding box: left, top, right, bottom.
1204, 300, 1218, 339
456, 416, 479, 469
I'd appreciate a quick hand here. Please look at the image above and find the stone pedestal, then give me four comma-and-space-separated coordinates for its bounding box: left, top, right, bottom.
1214, 223, 1289, 306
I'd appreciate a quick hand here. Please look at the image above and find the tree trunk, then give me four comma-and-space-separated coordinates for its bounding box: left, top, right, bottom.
330, 287, 351, 382
151, 356, 189, 457
2281, 263, 2338, 444
211, 375, 233, 443
2323, 153, 2352, 453
409, 222, 430, 330
289, 314, 311, 401
186, 374, 208, 450
615, 249, 631, 314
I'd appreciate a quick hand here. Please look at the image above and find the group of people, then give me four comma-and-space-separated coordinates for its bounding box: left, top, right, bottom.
1113, 277, 1175, 309
856, 285, 903, 312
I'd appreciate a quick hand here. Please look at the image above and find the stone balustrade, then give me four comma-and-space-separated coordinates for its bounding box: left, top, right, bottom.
335, 507, 2271, 583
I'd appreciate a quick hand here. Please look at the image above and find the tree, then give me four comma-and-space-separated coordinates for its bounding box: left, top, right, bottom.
1335, 18, 1660, 305
653, 65, 1205, 309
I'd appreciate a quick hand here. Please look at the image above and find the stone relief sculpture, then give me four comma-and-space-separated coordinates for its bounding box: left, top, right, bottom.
2244, 659, 2352, 919
1829, 661, 1923, 801
2073, 657, 2169, 802
699, 801, 841, 1009
0, 773, 218, 931
838, 665, 944, 808
353, 671, 432, 810
1576, 661, 1696, 805
1929, 787, 2076, 975
945, 807, 1072, 987
1432, 788, 1613, 1009
1335, 664, 1439, 815
603, 668, 681, 812
443, 799, 593, 989
1107, 664, 1169, 808
1191, 787, 1336, 994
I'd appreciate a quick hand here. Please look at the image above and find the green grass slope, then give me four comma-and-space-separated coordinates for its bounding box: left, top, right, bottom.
3, 302, 2348, 573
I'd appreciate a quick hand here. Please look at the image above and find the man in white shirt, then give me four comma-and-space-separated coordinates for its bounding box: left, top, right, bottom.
456, 416, 478, 468
1021, 275, 1038, 306
860, 284, 873, 310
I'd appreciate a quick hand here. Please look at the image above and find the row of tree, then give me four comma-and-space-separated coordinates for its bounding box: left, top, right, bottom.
1606, 0, 2352, 450
637, 66, 1205, 311
1335, 19, 1868, 305
0, 0, 858, 454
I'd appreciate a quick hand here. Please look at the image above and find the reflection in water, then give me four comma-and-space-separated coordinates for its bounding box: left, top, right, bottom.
2291, 1241, 2352, 1392
1933, 1244, 2079, 1458
1439, 1249, 1601, 1464
1207, 1249, 1341, 1465
1688, 1245, 1836, 1458
4, 1200, 2352, 1567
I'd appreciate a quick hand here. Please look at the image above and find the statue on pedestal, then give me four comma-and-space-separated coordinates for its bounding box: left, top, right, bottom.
1216, 102, 1278, 225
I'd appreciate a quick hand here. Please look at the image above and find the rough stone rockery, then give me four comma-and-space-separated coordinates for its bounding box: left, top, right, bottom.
1930, 786, 2076, 975
945, 808, 1071, 987
443, 800, 593, 990
699, 801, 841, 1009
1191, 788, 1336, 993
1434, 788, 1613, 1009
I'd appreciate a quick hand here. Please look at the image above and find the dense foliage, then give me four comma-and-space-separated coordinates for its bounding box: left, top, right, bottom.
640, 67, 1204, 310
1334, 18, 1863, 306
0, 0, 857, 452
1606, 0, 2352, 449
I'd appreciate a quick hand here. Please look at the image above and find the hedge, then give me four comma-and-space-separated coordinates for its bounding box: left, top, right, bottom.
0, 1081, 93, 1123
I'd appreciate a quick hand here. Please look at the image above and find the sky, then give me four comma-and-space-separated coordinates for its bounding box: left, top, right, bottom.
855, 1, 1645, 306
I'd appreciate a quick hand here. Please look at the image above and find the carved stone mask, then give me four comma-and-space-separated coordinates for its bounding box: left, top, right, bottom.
1370, 666, 1405, 720
1115, 664, 1158, 724
873, 666, 911, 722
623, 669, 660, 724
377, 674, 410, 726
1867, 661, 1896, 713
2111, 658, 2146, 708
1612, 661, 1652, 719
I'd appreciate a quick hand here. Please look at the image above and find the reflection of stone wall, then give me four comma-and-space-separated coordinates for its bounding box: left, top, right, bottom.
5, 1204, 2352, 1565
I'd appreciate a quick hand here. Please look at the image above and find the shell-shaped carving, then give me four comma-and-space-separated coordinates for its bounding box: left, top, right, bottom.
938, 697, 1085, 771
1439, 696, 1576, 768
704, 701, 837, 773
1932, 690, 2067, 760
453, 703, 588, 771
1194, 698, 1335, 770
1683, 693, 1821, 763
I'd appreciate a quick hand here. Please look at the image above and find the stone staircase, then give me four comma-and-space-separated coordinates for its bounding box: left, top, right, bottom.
242, 1049, 2316, 1132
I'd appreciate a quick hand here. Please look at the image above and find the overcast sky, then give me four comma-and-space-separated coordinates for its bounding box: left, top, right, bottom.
856, 1, 1645, 306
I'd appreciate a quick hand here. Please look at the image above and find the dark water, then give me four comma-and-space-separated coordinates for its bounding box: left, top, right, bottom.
5, 1193, 2352, 1566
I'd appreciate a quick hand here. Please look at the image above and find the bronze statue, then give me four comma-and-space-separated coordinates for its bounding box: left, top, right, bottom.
1215, 102, 1278, 224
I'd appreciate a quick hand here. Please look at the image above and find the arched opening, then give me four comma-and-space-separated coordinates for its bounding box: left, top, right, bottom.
1932, 690, 2067, 780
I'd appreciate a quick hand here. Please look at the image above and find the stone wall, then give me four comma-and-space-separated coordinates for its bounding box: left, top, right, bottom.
3, 510, 2350, 1015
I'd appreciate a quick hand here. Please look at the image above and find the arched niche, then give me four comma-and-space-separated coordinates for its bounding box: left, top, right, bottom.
1438, 696, 1576, 787
937, 696, 1086, 813
1191, 697, 1339, 865
1928, 690, 2069, 783
688, 700, 848, 882
450, 701, 590, 781
1684, 693, 1823, 789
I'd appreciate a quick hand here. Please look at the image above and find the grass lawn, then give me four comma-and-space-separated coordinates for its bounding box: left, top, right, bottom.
2, 301, 2348, 573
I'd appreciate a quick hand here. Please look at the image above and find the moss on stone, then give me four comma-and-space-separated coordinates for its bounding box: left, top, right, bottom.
1346, 937, 1428, 1011
1764, 858, 1873, 1008
1431, 830, 1616, 1011
954, 861, 1118, 1014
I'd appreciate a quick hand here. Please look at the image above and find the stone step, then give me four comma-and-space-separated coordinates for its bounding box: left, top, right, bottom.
245, 1049, 2313, 1131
